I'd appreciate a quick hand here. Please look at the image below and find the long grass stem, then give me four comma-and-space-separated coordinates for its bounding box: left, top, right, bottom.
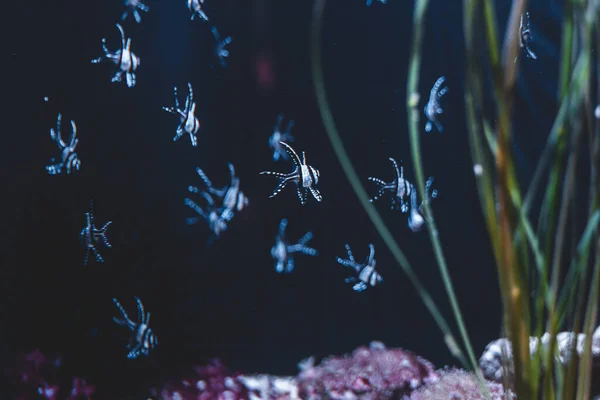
406, 0, 484, 379
310, 0, 467, 367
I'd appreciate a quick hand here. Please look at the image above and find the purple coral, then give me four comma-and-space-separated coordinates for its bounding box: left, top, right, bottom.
8, 342, 489, 399
296, 341, 439, 399
149, 359, 248, 400
238, 374, 300, 399
409, 368, 514, 400
5, 349, 95, 400
148, 342, 439, 399
151, 366, 301, 400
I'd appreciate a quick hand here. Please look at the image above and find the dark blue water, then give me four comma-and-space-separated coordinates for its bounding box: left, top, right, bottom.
5, 0, 564, 397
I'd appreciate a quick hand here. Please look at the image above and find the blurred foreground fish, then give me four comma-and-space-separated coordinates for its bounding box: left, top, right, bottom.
269, 114, 295, 162
185, 192, 228, 236
212, 27, 232, 68
185, 163, 248, 238
271, 218, 318, 273
121, 0, 148, 24
188, 0, 209, 21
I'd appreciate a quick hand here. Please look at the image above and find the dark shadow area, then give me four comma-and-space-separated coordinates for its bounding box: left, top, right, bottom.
5, 0, 563, 396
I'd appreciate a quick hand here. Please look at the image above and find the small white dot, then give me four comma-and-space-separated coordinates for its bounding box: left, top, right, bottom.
44, 96, 49, 102
223, 390, 235, 400
473, 164, 483, 176
172, 393, 183, 400
595, 105, 600, 119
224, 376, 235, 388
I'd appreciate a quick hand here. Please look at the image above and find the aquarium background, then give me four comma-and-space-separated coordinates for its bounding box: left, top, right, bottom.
6, 0, 562, 397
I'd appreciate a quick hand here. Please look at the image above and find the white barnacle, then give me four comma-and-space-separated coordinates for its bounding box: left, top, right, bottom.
260, 142, 322, 205
91, 24, 140, 88
336, 243, 383, 292
271, 218, 318, 273
80, 201, 111, 265
121, 0, 149, 24
46, 113, 81, 175
112, 296, 158, 359
368, 157, 412, 212
162, 82, 200, 147
424, 76, 448, 133
269, 114, 295, 162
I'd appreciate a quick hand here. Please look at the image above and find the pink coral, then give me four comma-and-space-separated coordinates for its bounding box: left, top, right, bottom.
409, 368, 514, 400
296, 341, 439, 399
5, 349, 95, 400
149, 359, 249, 400
238, 374, 300, 399
67, 377, 96, 400
148, 342, 439, 399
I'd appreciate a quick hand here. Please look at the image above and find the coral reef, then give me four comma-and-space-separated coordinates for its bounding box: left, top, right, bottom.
295, 341, 439, 399
149, 341, 440, 399
5, 349, 95, 400
148, 359, 248, 400
409, 368, 514, 400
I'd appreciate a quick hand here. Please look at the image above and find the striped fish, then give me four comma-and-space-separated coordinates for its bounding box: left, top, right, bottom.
112, 297, 158, 359
336, 244, 383, 292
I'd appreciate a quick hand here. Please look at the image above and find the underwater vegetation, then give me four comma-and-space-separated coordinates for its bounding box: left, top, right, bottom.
311, 0, 600, 397
6, 0, 600, 398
